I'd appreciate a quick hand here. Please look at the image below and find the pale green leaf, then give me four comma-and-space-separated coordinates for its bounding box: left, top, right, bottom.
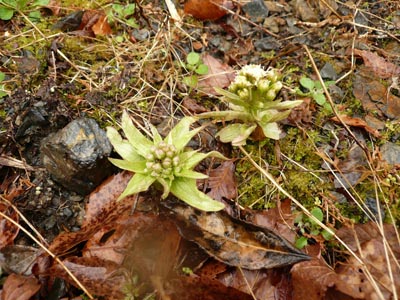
216, 124, 256, 145
259, 122, 281, 140
263, 100, 303, 110
150, 123, 162, 144
179, 150, 227, 170
108, 158, 146, 173
121, 110, 153, 157
197, 110, 252, 122
295, 236, 308, 249
195, 64, 208, 75
174, 169, 208, 179
183, 75, 198, 88
0, 72, 5, 81
0, 7, 15, 20
214, 87, 249, 108
170, 177, 225, 211
118, 173, 156, 200
157, 177, 172, 199
310, 207, 323, 223
106, 127, 142, 161
166, 117, 201, 151
258, 109, 291, 123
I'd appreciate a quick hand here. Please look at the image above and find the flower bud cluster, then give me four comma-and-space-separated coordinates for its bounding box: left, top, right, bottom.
228, 64, 283, 103
144, 141, 180, 179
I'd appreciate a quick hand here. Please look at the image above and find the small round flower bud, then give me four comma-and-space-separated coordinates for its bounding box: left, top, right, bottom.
257, 79, 271, 93
270, 81, 283, 93
154, 148, 165, 160
266, 69, 279, 82
166, 151, 175, 158
238, 89, 249, 100
146, 153, 155, 161
146, 162, 154, 169
265, 89, 278, 101
172, 156, 180, 166
152, 163, 162, 172
162, 158, 172, 168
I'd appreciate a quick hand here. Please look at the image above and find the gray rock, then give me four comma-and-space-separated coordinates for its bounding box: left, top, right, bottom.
242, 0, 269, 21
41, 118, 113, 195
381, 142, 400, 165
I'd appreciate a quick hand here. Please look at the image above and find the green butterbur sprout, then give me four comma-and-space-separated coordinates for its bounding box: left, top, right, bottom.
199, 65, 303, 145
106, 111, 226, 211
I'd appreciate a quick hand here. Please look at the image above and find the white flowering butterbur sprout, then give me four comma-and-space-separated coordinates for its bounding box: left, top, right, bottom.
199, 64, 303, 145
106, 111, 226, 211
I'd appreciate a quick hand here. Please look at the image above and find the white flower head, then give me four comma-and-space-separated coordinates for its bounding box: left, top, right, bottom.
239, 64, 268, 83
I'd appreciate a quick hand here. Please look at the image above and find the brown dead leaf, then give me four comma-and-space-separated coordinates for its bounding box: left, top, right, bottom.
182, 96, 208, 113
79, 10, 112, 36
291, 259, 337, 300
1, 273, 40, 300
48, 256, 125, 300
184, 0, 233, 21
206, 160, 237, 201
0, 203, 19, 250
49, 172, 136, 255
163, 201, 310, 269
0, 245, 41, 275
331, 115, 381, 138
246, 199, 297, 243
353, 49, 400, 79
198, 53, 235, 95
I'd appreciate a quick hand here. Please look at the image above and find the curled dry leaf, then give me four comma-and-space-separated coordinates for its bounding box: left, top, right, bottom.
184, 0, 234, 21
331, 115, 381, 138
163, 201, 310, 269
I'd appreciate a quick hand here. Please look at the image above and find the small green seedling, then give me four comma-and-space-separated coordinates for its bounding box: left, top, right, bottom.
0, 0, 49, 21
182, 52, 209, 88
106, 111, 226, 212
294, 207, 333, 249
198, 65, 302, 145
298, 77, 335, 111
106, 3, 138, 28
0, 72, 8, 99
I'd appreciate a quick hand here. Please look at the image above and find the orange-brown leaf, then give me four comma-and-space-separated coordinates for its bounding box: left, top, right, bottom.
184, 0, 233, 21
353, 49, 400, 79
331, 115, 381, 138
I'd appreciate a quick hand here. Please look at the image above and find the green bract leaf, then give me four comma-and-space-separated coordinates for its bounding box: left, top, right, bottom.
175, 170, 208, 179
118, 173, 156, 200
106, 127, 142, 161
300, 77, 315, 90
170, 177, 225, 211
179, 150, 227, 170
259, 122, 281, 140
214, 87, 249, 108
198, 110, 252, 122
166, 117, 201, 151
150, 123, 162, 144
121, 110, 153, 157
108, 158, 146, 173
216, 124, 256, 146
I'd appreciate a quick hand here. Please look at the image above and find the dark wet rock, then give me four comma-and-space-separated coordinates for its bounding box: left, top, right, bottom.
380, 142, 400, 165
41, 118, 113, 195
15, 107, 49, 139
254, 36, 281, 51
242, 0, 269, 21
320, 63, 337, 80
365, 197, 385, 220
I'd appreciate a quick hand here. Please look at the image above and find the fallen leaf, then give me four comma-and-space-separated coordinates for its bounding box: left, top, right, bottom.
48, 256, 125, 299
353, 49, 400, 79
184, 0, 233, 21
92, 14, 112, 35
49, 172, 137, 255
291, 259, 337, 300
1, 273, 40, 300
0, 245, 40, 275
206, 160, 237, 201
331, 115, 381, 138
182, 96, 208, 113
198, 54, 235, 95
163, 201, 310, 269
0, 203, 19, 250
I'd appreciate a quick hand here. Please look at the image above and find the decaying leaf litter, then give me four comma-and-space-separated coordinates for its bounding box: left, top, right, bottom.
0, 0, 399, 299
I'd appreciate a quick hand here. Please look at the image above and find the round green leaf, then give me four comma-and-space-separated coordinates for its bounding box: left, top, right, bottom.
295, 236, 308, 249
313, 93, 326, 105
299, 77, 315, 90
186, 52, 200, 65
310, 207, 323, 223
195, 64, 208, 75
